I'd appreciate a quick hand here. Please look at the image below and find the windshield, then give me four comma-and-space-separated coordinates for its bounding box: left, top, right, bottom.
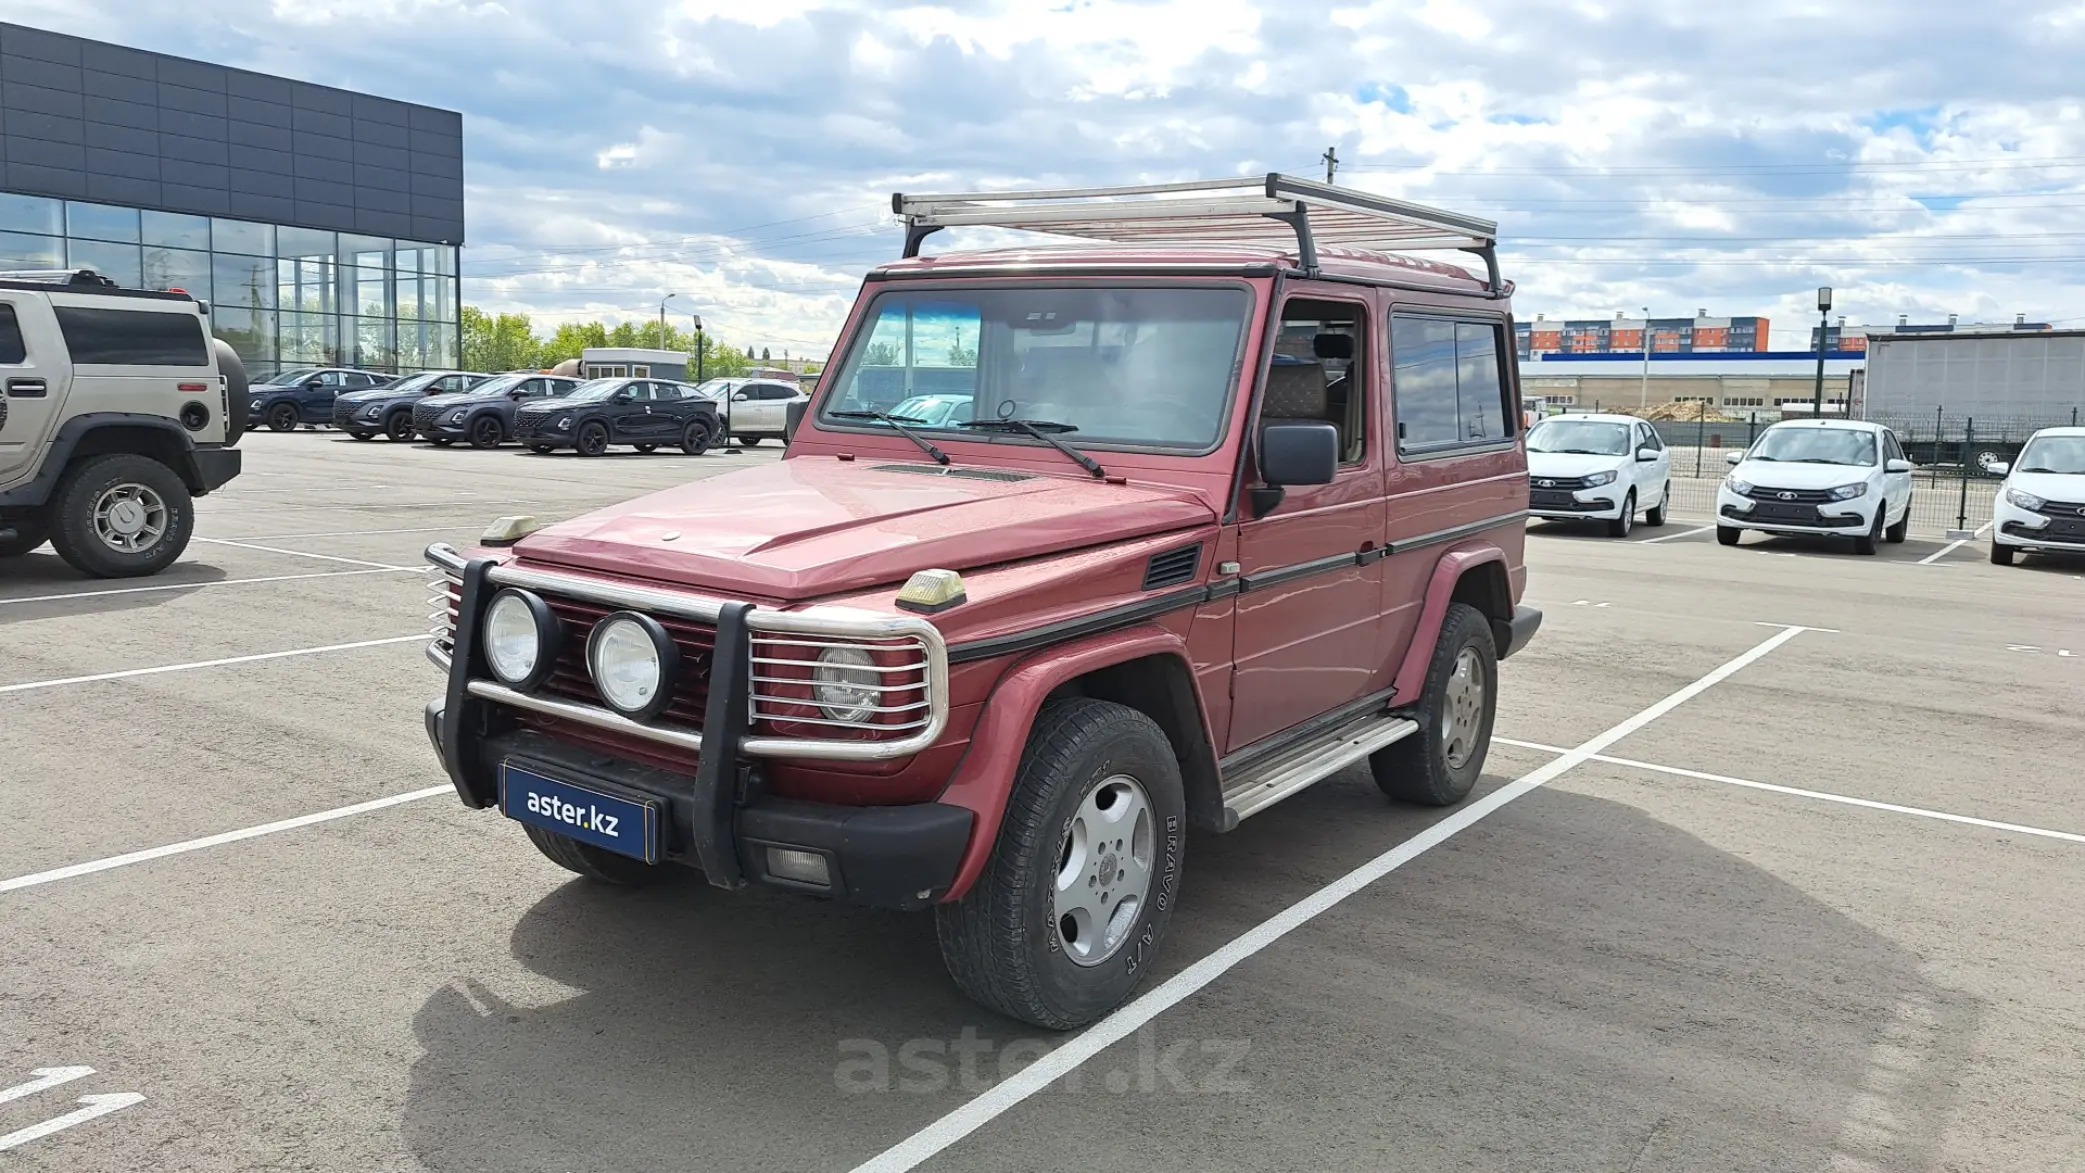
458, 375, 526, 397
1528, 419, 1632, 456
2016, 435, 2085, 475
1747, 427, 1877, 466
268, 367, 322, 384
692, 379, 739, 399
563, 379, 628, 403
818, 286, 1253, 451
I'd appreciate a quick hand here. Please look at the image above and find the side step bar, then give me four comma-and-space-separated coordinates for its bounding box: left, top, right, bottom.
1219, 711, 1422, 827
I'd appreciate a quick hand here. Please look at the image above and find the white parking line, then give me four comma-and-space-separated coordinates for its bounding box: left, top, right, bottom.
0, 1093, 146, 1152
846, 624, 1814, 1173
0, 567, 413, 607
1495, 737, 2085, 847
191, 537, 411, 570
0, 785, 451, 894
0, 634, 426, 696
1637, 524, 1714, 544
1918, 520, 1994, 565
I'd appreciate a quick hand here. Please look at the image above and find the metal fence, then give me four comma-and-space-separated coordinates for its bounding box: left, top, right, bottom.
1542, 403, 2083, 539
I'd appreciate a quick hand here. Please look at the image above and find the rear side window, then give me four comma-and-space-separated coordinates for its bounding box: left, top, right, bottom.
1390, 315, 1513, 455
53, 306, 210, 366
0, 304, 26, 363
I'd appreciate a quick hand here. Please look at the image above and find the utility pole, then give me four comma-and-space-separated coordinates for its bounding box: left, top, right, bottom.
1812, 287, 1833, 417
1323, 146, 1339, 184
1638, 306, 1652, 408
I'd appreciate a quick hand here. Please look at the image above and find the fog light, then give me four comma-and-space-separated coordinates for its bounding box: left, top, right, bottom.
766, 847, 832, 888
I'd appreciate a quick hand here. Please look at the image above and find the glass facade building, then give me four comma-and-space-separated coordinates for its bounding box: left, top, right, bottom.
0, 193, 458, 374
0, 22, 465, 376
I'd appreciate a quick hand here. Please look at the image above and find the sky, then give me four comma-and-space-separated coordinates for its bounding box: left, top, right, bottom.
14, 0, 2085, 357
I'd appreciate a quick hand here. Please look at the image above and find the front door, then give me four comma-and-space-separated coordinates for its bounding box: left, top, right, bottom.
611, 382, 662, 443
300, 370, 344, 420
1228, 292, 1386, 752
1882, 429, 1914, 518
0, 295, 67, 487
1636, 420, 1671, 510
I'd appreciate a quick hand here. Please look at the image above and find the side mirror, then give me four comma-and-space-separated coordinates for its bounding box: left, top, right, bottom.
785, 399, 809, 443
1725, 451, 1745, 466
1886, 458, 1913, 473
1637, 447, 1659, 462
510, 388, 530, 399
305, 378, 324, 389
612, 389, 634, 402
734, 390, 753, 401
1983, 460, 2008, 477
1255, 422, 1338, 512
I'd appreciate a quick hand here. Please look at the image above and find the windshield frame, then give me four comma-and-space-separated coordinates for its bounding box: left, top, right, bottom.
1746, 425, 1879, 467
2015, 434, 2085, 475
812, 279, 1260, 459
1527, 419, 1635, 457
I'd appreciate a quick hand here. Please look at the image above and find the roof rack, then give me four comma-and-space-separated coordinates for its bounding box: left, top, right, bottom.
0, 268, 121, 288
893, 173, 1502, 293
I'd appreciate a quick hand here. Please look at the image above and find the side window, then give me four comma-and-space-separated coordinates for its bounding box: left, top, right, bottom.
0, 304, 27, 364
1884, 431, 1905, 462
53, 307, 210, 366
1640, 424, 1664, 453
1390, 314, 1512, 455
626, 382, 654, 401
318, 371, 344, 387
1267, 297, 1367, 466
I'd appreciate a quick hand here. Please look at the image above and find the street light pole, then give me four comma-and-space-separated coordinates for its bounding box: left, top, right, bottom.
659, 292, 677, 350
1638, 305, 1652, 409
689, 313, 704, 383
1812, 286, 1833, 417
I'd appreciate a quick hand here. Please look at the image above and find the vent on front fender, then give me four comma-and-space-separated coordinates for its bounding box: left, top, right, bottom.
1142, 544, 1203, 591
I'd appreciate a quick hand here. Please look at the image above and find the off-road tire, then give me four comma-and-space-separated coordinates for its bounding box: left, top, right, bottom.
1644, 489, 1667, 527
266, 403, 298, 432
1853, 509, 1882, 556
214, 339, 249, 445
1991, 542, 2016, 566
679, 420, 713, 456
1606, 492, 1635, 538
1885, 500, 1910, 544
468, 415, 504, 449
0, 517, 50, 557
936, 698, 1186, 1031
1717, 525, 1742, 546
522, 824, 670, 886
384, 410, 415, 441
47, 454, 194, 578
575, 422, 610, 457
1372, 602, 1497, 807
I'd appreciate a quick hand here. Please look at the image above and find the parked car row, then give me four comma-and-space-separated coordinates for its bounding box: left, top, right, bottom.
1531, 412, 2085, 566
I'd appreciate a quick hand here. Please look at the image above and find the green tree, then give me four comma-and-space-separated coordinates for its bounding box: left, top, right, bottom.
946, 331, 976, 367
461, 306, 542, 372
865, 341, 900, 366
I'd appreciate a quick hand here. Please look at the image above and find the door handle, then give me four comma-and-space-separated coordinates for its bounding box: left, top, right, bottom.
6, 377, 47, 397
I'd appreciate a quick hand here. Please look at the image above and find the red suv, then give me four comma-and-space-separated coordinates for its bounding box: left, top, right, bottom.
424, 175, 1540, 1029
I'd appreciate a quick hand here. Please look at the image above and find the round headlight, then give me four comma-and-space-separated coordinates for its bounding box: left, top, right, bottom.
813, 647, 880, 723
587, 612, 678, 720
482, 589, 557, 688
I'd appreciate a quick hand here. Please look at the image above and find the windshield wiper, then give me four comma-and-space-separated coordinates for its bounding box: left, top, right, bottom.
828, 410, 949, 465
958, 419, 1106, 478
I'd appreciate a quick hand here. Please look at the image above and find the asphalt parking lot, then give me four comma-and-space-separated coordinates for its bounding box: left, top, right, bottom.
3, 434, 2082, 1171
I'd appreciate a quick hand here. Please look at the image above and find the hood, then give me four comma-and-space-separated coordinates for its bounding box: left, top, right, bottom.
418, 391, 484, 409
514, 457, 1217, 600
1527, 451, 1631, 479
336, 388, 403, 406
1731, 460, 1879, 490
516, 400, 569, 416
2007, 470, 2085, 503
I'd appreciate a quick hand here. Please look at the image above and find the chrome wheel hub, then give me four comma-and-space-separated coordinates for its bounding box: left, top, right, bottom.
1053, 774, 1155, 968
92, 483, 168, 553
1440, 647, 1487, 771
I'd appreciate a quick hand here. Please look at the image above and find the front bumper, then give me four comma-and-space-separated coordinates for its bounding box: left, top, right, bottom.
1529, 489, 1625, 520
1993, 499, 2085, 550
514, 420, 569, 446
1716, 487, 1874, 534
425, 707, 972, 909
418, 420, 470, 440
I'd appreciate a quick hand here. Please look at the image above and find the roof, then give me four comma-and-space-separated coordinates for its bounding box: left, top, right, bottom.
1533, 412, 1646, 424
1761, 417, 1884, 431
1870, 328, 2085, 344
583, 348, 690, 361
2027, 425, 2085, 436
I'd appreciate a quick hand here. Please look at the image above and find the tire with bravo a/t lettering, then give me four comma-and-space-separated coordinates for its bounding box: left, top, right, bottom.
521, 823, 669, 886
936, 698, 1186, 1030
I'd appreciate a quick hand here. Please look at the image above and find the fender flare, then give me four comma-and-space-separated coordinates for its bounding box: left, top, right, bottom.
936, 623, 1214, 901
0, 412, 202, 508
1389, 542, 1510, 705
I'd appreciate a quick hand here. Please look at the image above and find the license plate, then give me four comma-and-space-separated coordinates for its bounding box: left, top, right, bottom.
500, 763, 659, 863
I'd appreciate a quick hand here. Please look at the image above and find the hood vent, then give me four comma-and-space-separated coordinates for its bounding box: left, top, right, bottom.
1142, 544, 1203, 591
871, 464, 1034, 483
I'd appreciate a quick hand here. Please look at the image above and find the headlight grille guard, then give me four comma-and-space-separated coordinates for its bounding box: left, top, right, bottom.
423, 543, 949, 763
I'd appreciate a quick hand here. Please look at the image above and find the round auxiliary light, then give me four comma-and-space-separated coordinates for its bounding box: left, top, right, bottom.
587, 612, 679, 720
813, 647, 880, 724
482, 588, 559, 690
